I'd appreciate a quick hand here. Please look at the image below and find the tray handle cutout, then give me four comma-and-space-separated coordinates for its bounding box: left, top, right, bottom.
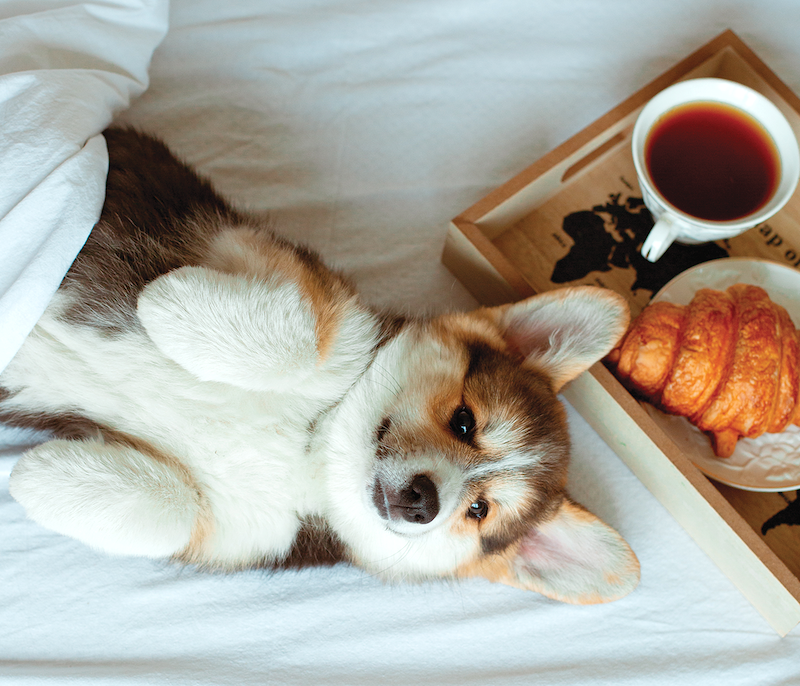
561, 131, 628, 183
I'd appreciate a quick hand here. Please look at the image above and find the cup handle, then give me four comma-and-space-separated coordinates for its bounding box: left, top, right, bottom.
640, 215, 679, 262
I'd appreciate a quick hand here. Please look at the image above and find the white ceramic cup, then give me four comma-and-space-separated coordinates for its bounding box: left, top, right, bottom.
632, 77, 800, 262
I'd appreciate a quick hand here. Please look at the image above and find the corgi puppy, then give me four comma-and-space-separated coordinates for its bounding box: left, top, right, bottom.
1, 128, 639, 604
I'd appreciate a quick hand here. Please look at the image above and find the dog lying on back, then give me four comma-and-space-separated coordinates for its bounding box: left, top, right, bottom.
1, 128, 639, 604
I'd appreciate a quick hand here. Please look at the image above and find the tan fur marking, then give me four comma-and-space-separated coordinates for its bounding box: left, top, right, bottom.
430, 312, 508, 353
453, 540, 638, 605
205, 228, 354, 363
454, 547, 616, 603
447, 487, 497, 539
422, 318, 502, 447
176, 505, 218, 568
101, 428, 216, 566
101, 428, 196, 485
426, 384, 467, 438
298, 280, 344, 364
452, 541, 520, 584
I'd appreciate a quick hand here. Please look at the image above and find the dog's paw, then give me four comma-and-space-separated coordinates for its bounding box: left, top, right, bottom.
9, 439, 200, 557
137, 266, 320, 390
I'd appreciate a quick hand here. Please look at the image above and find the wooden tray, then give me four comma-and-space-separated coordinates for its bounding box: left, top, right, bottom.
442, 29, 800, 636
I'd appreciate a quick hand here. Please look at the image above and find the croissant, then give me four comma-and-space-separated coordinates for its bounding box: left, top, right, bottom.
607, 283, 800, 458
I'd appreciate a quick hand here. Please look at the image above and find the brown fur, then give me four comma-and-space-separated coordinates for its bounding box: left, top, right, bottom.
204, 228, 358, 362
0, 408, 106, 441
270, 517, 348, 570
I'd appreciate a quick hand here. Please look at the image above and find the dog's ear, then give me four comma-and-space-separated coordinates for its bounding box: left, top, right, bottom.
482, 286, 629, 391
466, 498, 640, 604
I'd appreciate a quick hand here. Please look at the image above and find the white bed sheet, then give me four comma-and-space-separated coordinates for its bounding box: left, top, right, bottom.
3, 0, 800, 683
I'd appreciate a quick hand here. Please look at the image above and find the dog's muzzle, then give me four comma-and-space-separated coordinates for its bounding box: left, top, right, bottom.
372, 474, 439, 524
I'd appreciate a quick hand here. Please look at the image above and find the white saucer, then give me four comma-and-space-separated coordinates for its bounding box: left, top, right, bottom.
644, 257, 800, 492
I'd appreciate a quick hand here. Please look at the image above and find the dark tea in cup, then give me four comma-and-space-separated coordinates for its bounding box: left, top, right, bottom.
632, 78, 799, 263
645, 101, 781, 221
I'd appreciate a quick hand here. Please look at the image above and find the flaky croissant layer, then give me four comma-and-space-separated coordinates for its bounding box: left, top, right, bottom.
607, 283, 800, 458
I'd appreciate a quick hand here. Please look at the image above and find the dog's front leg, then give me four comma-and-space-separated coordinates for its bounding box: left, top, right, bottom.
137, 266, 322, 391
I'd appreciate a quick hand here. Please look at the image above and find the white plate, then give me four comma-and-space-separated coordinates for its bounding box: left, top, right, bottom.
645, 257, 800, 491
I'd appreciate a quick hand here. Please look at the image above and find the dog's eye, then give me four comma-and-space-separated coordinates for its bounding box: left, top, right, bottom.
376, 416, 391, 443
449, 406, 475, 441
467, 500, 489, 520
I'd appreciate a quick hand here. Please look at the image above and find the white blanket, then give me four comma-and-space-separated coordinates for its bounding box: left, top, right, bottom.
0, 0, 167, 372
2, 0, 800, 683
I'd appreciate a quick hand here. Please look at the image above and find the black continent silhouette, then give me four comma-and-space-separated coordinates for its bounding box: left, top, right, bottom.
762, 495, 800, 535
551, 194, 729, 295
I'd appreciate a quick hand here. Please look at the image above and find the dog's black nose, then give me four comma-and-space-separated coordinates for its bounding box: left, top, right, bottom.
372, 474, 440, 524
397, 474, 439, 524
